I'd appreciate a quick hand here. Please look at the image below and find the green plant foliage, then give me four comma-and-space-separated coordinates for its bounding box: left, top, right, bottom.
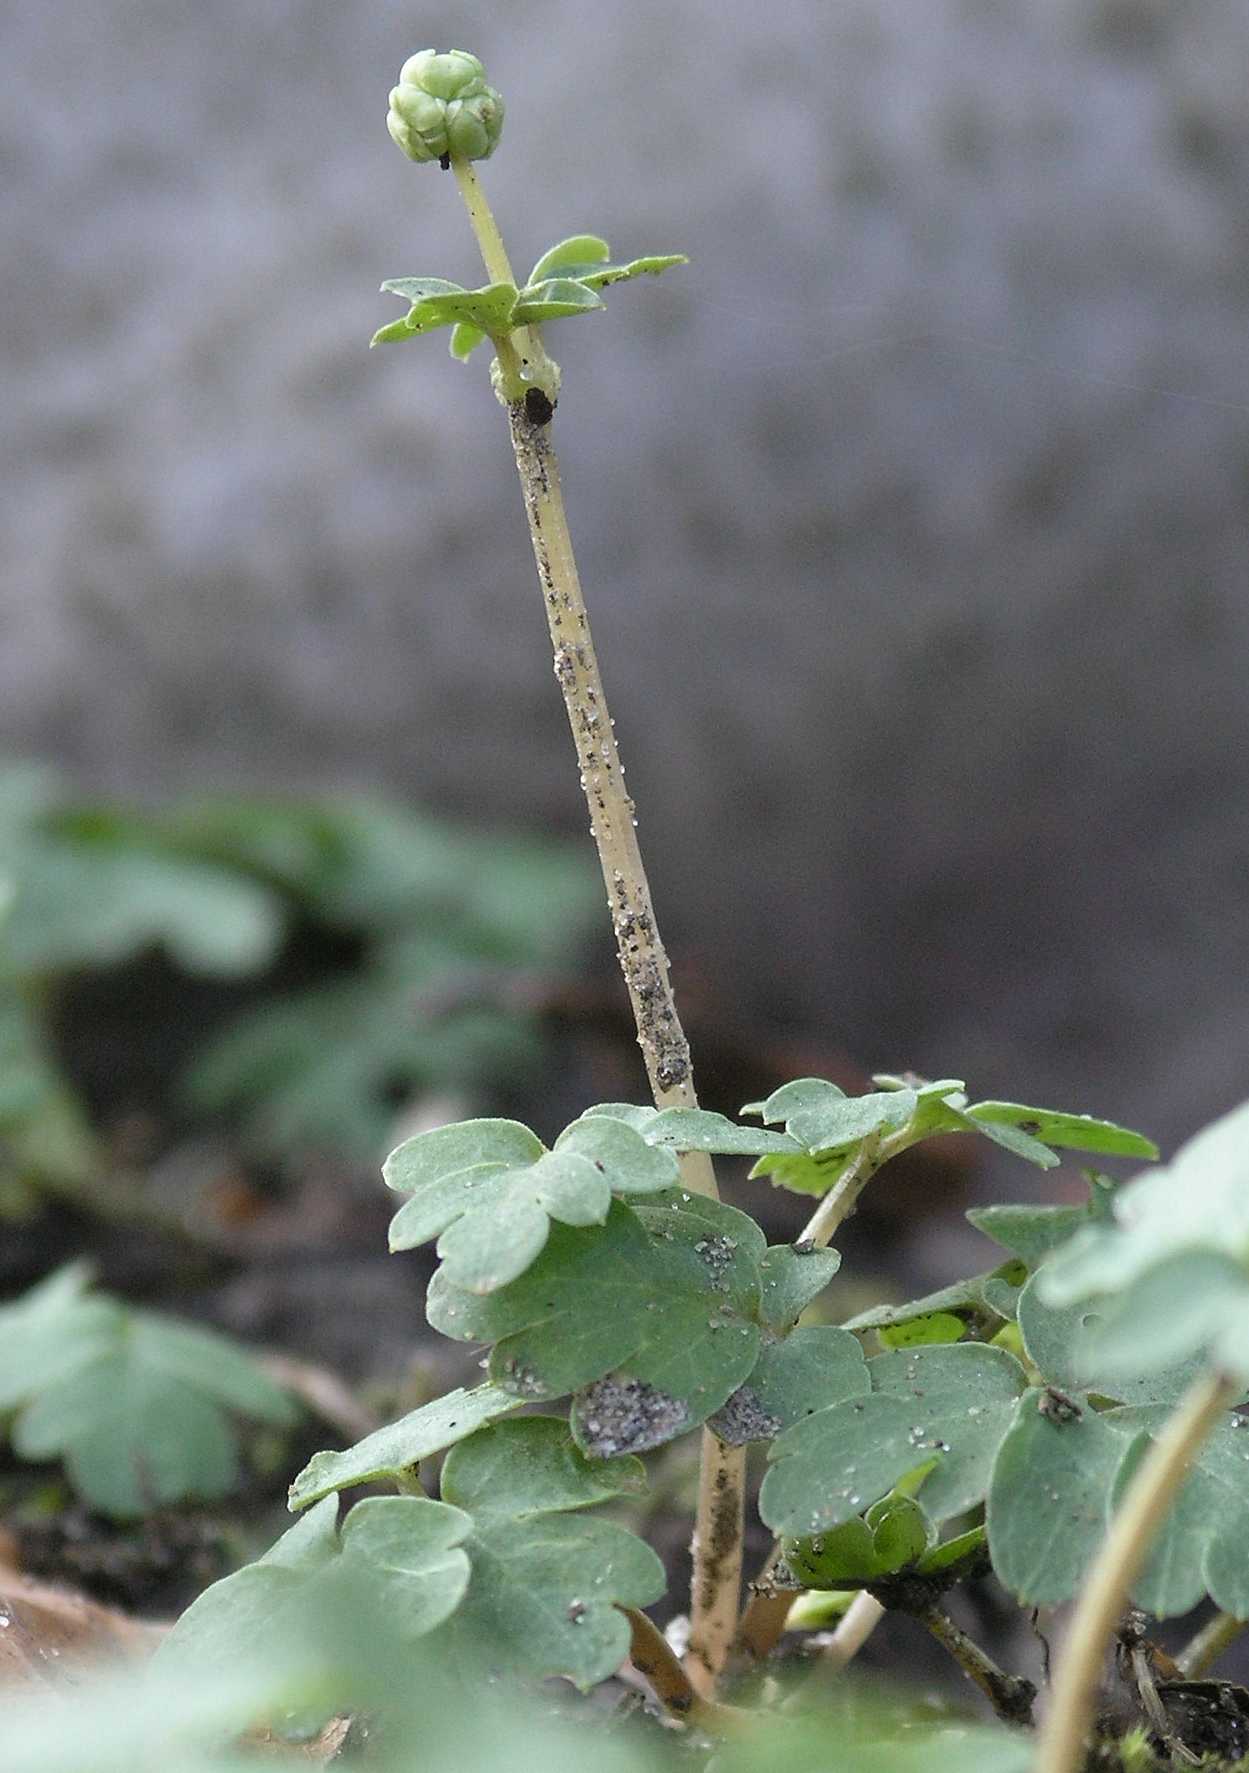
378, 235, 685, 358
709, 1325, 869, 1446
373, 277, 521, 347
744, 1075, 1156, 1196
844, 1263, 1027, 1342
1041, 1099, 1249, 1381
0, 768, 600, 1166
0, 985, 95, 1191
987, 1391, 1135, 1607
0, 1264, 297, 1516
427, 1193, 764, 1455
288, 1382, 520, 1511
385, 1113, 680, 1292
987, 1393, 1249, 1619
159, 1490, 472, 1670
438, 1418, 662, 1687
173, 1420, 660, 1695
757, 1243, 843, 1328
526, 234, 687, 288
0, 765, 283, 979
581, 1100, 800, 1155
512, 278, 605, 324
760, 1344, 1026, 1537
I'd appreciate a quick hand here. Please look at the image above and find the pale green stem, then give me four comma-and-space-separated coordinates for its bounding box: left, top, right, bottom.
1037, 1371, 1238, 1773
820, 1591, 886, 1672
450, 157, 554, 396
798, 1126, 912, 1249
448, 159, 743, 1696
1177, 1608, 1249, 1678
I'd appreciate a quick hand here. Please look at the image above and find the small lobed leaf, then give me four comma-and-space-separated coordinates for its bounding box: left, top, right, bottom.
760, 1344, 1025, 1537
968, 1101, 1158, 1161
542, 252, 688, 289
528, 234, 610, 283
789, 1088, 919, 1151
987, 1392, 1135, 1607
449, 320, 486, 360
582, 1102, 799, 1157
967, 1200, 1106, 1268
380, 276, 468, 302
749, 1145, 856, 1198
288, 1382, 520, 1511
642, 1106, 801, 1156
157, 1491, 471, 1674
440, 1418, 664, 1690
709, 1326, 869, 1446
512, 278, 604, 324
742, 1077, 846, 1123
1040, 1098, 1249, 1378
385, 1115, 678, 1294
384, 1119, 544, 1194
758, 1243, 842, 1329
375, 279, 519, 345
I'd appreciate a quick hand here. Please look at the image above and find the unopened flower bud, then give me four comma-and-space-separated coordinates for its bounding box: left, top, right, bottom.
386, 50, 504, 165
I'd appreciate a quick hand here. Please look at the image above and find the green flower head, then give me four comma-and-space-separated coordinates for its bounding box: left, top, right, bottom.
387, 50, 504, 166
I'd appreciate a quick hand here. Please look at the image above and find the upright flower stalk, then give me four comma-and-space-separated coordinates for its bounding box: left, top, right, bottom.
381, 49, 744, 1694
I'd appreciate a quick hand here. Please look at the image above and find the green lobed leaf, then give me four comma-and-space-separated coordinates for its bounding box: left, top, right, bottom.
440, 1418, 663, 1690
758, 1243, 842, 1329
582, 1102, 800, 1157
844, 1262, 1027, 1338
157, 1491, 472, 1674
786, 1088, 918, 1153
938, 1101, 1059, 1170
534, 252, 688, 290
1105, 1407, 1249, 1618
761, 1344, 1025, 1536
868, 1343, 1027, 1521
749, 1145, 856, 1198
709, 1326, 869, 1446
428, 1194, 763, 1453
877, 1312, 967, 1349
528, 235, 610, 283
1040, 1099, 1249, 1375
742, 1077, 846, 1123
987, 1392, 1136, 1607
288, 1382, 520, 1511
375, 279, 520, 345
385, 1115, 678, 1294
449, 320, 486, 360
967, 1198, 1110, 1268
1, 1275, 297, 1518
1016, 1268, 1212, 1406
379, 276, 467, 302
512, 278, 604, 324
969, 1102, 1158, 1160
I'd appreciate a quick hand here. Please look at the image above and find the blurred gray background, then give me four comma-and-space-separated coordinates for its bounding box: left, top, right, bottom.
4, 0, 1248, 1152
